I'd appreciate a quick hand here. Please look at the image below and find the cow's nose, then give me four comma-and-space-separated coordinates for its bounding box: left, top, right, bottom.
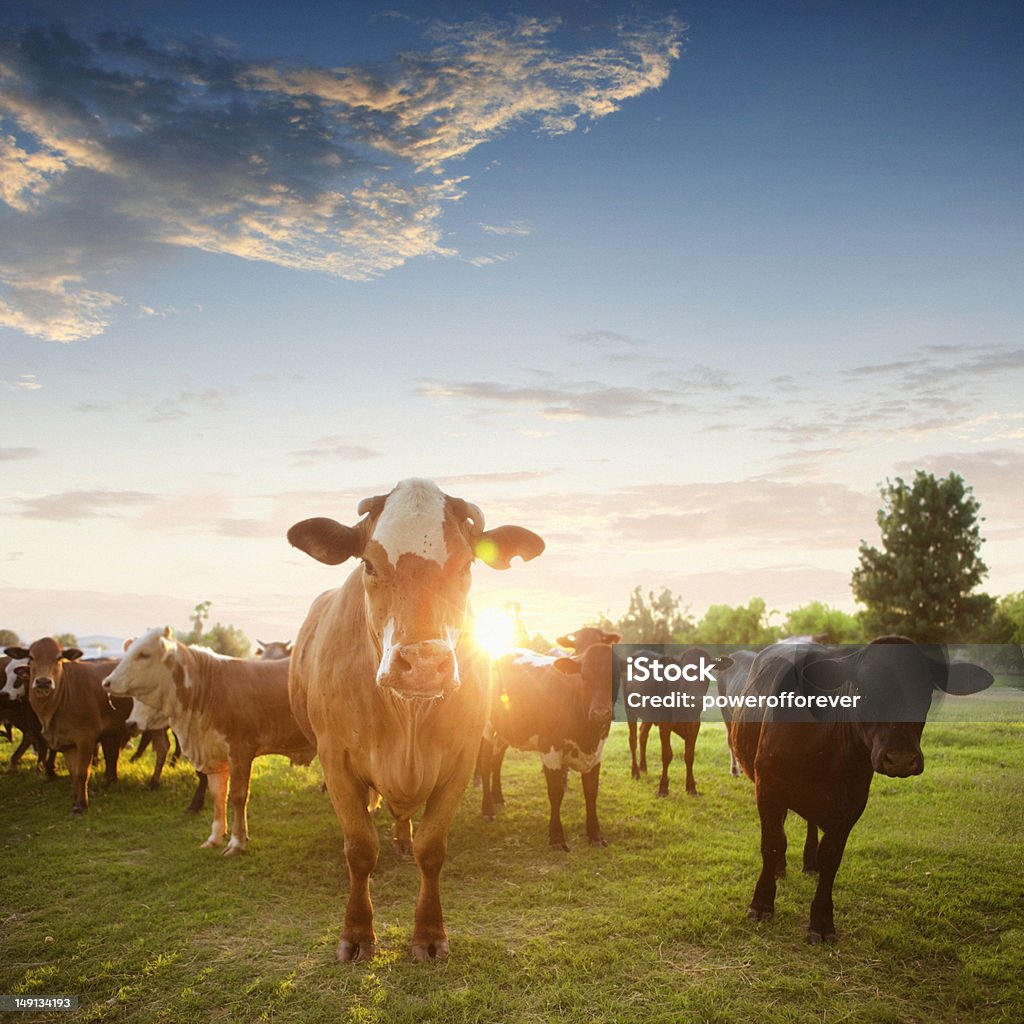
101, 678, 111, 690
33, 677, 53, 692
881, 750, 923, 777
398, 641, 455, 676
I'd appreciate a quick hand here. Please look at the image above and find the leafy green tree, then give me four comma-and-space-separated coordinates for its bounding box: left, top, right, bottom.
600, 586, 695, 644
851, 471, 993, 642
55, 632, 78, 648
696, 597, 779, 645
988, 592, 1024, 643
0, 628, 20, 647
201, 622, 251, 658
186, 601, 212, 644
783, 602, 864, 643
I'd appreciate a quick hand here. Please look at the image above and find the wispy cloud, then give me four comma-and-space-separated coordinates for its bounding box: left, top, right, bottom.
2, 374, 42, 391
12, 489, 157, 521
480, 220, 533, 236
0, 16, 683, 342
417, 376, 691, 419
0, 447, 41, 461
290, 436, 381, 465
146, 389, 232, 423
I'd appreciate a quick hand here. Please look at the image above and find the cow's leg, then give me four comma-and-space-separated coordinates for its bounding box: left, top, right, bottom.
806, 825, 852, 944
581, 764, 606, 847
323, 768, 379, 962
748, 790, 787, 920
99, 731, 121, 784
410, 770, 474, 962
729, 745, 742, 778
479, 736, 495, 820
656, 724, 673, 798
392, 817, 413, 857
7, 731, 32, 772
130, 732, 151, 763
628, 720, 641, 779
803, 819, 819, 874
200, 769, 229, 848
222, 757, 253, 857
146, 730, 170, 790
43, 746, 57, 777
169, 732, 182, 767
186, 771, 208, 814
638, 721, 652, 774
682, 723, 700, 796
68, 742, 95, 814
544, 763, 569, 851
490, 738, 508, 806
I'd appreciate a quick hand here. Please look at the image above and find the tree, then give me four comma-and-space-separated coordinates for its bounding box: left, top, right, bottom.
600, 586, 695, 644
696, 598, 780, 645
186, 601, 212, 644
55, 632, 78, 648
202, 622, 251, 659
783, 602, 864, 643
851, 471, 993, 642
0, 629, 20, 647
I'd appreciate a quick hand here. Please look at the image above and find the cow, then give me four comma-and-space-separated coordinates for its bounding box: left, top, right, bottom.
124, 698, 178, 790
255, 640, 292, 660
555, 627, 621, 653
1, 656, 56, 775
480, 643, 615, 850
4, 639, 127, 812
625, 648, 733, 797
103, 629, 315, 855
729, 636, 994, 943
287, 477, 544, 962
714, 649, 758, 776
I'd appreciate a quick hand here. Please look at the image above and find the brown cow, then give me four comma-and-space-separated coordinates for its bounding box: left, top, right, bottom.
625, 647, 733, 797
480, 643, 615, 850
288, 477, 544, 962
255, 639, 292, 660
103, 629, 316, 854
1, 656, 56, 775
730, 637, 993, 943
4, 639, 127, 812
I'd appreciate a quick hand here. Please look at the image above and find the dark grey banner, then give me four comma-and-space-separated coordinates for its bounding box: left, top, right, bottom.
612, 642, 1024, 724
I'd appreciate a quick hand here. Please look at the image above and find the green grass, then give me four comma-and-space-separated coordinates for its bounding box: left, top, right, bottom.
2, 720, 1022, 1023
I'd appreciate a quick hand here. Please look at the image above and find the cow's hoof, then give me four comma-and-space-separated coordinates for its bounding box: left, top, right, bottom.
589, 836, 608, 847
411, 939, 449, 962
803, 866, 819, 875
482, 812, 495, 822
493, 797, 505, 807
656, 790, 669, 799
71, 804, 87, 815
806, 930, 837, 945
337, 939, 376, 962
550, 840, 570, 852
200, 839, 224, 850
222, 844, 245, 858
146, 780, 160, 791
686, 790, 701, 798
392, 841, 413, 858
747, 906, 773, 921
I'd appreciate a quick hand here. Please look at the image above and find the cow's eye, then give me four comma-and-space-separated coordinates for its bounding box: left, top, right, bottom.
137, 651, 150, 660
362, 560, 377, 577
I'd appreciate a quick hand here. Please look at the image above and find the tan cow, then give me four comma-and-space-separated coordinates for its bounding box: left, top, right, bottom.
103, 630, 315, 854
288, 477, 544, 962
5, 639, 127, 812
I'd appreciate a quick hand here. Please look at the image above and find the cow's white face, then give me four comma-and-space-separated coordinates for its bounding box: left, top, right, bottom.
288, 477, 545, 700
1, 658, 28, 703
103, 627, 177, 711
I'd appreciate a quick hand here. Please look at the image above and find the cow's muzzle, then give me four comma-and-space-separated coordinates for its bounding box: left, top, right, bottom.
33, 677, 55, 694
378, 640, 459, 699
876, 749, 924, 778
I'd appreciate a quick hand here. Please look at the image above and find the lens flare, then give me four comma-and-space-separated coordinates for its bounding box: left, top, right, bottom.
472, 606, 518, 658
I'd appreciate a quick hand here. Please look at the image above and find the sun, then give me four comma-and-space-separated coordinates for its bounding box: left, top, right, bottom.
471, 606, 519, 658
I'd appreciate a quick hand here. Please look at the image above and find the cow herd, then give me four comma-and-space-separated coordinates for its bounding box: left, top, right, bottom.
1, 477, 996, 962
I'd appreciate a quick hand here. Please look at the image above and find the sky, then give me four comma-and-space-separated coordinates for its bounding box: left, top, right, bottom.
2, 0, 1022, 645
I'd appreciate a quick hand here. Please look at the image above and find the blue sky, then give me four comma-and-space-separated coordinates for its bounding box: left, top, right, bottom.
2, 1, 1022, 642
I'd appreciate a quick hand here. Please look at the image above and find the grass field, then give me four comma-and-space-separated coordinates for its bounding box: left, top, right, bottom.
2, 718, 1022, 1024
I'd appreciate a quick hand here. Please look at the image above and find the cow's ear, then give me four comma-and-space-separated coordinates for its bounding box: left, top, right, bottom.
160, 632, 177, 662
4, 646, 29, 659
714, 655, 734, 672
553, 657, 581, 676
602, 631, 622, 645
556, 633, 573, 648
937, 662, 994, 696
474, 526, 545, 570
122, 638, 134, 652
288, 517, 362, 565
800, 658, 848, 693
63, 648, 83, 662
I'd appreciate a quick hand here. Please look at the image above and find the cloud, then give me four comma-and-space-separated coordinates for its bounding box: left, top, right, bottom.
0, 447, 41, 461
146, 389, 232, 423
417, 376, 691, 419
290, 436, 381, 464
480, 220, 533, 236
2, 374, 42, 391
0, 16, 683, 341
12, 489, 157, 521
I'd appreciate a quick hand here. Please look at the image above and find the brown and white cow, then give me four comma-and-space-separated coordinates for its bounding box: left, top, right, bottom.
555, 627, 621, 654
288, 478, 544, 962
731, 636, 993, 943
103, 629, 316, 854
480, 643, 615, 850
4, 639, 127, 812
